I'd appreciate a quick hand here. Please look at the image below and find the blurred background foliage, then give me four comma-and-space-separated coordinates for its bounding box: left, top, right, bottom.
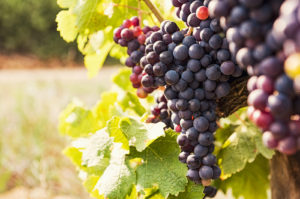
0, 0, 80, 60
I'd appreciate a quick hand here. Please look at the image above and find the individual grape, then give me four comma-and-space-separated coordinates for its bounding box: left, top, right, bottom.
153, 41, 167, 54
247, 89, 268, 110
220, 61, 235, 75
277, 136, 297, 155
188, 99, 201, 112
173, 45, 189, 61
195, 69, 207, 82
165, 21, 180, 34
194, 117, 209, 132
259, 57, 283, 78
186, 127, 199, 140
146, 51, 159, 65
189, 44, 204, 59
187, 154, 201, 169
209, 34, 223, 50
208, 0, 230, 18
181, 119, 193, 130
188, 13, 201, 27
177, 134, 189, 146
196, 6, 209, 20
204, 80, 217, 91
198, 132, 214, 146
179, 151, 190, 163
257, 75, 274, 94
176, 99, 189, 111
179, 87, 194, 100
267, 94, 292, 119
217, 49, 231, 63
174, 79, 188, 91
199, 166, 213, 180
274, 74, 294, 97
202, 154, 217, 166
252, 110, 273, 131
206, 65, 221, 80
194, 144, 209, 157
182, 70, 194, 83
164, 87, 178, 100
204, 186, 217, 198
165, 70, 180, 85
187, 169, 201, 181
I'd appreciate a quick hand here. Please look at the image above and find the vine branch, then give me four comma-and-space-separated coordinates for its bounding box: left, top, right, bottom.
143, 0, 164, 23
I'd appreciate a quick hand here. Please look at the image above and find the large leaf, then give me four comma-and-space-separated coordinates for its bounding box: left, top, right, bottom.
218, 155, 270, 199
129, 129, 188, 197
216, 108, 274, 178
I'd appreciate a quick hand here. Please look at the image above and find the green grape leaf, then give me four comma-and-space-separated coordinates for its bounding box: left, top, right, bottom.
93, 143, 136, 199
56, 10, 78, 42
59, 100, 100, 138
129, 129, 188, 197
119, 92, 146, 116
218, 155, 270, 199
216, 108, 274, 177
57, 0, 77, 8
169, 181, 204, 199
112, 68, 133, 92
118, 117, 165, 152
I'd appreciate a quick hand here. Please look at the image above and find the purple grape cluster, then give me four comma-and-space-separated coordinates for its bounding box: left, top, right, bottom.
208, 0, 283, 74
171, 0, 210, 27
113, 17, 160, 98
208, 0, 300, 155
141, 20, 242, 193
146, 93, 173, 128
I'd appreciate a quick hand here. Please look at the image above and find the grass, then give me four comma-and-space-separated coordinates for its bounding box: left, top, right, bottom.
0, 68, 117, 198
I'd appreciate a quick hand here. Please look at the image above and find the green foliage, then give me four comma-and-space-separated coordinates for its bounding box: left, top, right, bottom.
56, 0, 183, 77
0, 0, 79, 58
214, 108, 274, 199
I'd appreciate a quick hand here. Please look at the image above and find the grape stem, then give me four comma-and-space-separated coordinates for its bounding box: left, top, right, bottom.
185, 27, 193, 36
143, 0, 164, 23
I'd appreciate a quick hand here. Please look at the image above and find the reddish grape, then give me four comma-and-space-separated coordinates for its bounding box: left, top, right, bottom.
123, 19, 132, 28
121, 28, 134, 41
175, 125, 182, 132
252, 110, 273, 130
133, 66, 143, 74
289, 120, 300, 136
133, 26, 142, 37
257, 75, 274, 94
138, 34, 146, 44
142, 26, 152, 34
196, 6, 209, 20
130, 73, 139, 84
130, 16, 140, 26
114, 27, 123, 39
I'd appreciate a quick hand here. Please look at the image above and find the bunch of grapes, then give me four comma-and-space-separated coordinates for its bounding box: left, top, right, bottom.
146, 93, 173, 128
140, 19, 242, 195
208, 0, 283, 73
208, 0, 300, 155
171, 0, 210, 27
113, 17, 160, 98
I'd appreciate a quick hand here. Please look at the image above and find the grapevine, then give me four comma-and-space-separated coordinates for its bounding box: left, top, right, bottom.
56, 0, 300, 198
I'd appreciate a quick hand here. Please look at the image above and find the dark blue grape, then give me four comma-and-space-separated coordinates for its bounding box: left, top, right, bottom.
186, 127, 199, 140
165, 70, 180, 85
173, 45, 189, 61
206, 64, 221, 80
202, 154, 217, 166
187, 59, 201, 72
187, 154, 201, 169
194, 117, 209, 132
182, 70, 194, 83
215, 82, 231, 99
189, 44, 204, 59
189, 99, 201, 112
179, 87, 194, 100
199, 166, 214, 179
198, 132, 214, 146
194, 144, 208, 157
